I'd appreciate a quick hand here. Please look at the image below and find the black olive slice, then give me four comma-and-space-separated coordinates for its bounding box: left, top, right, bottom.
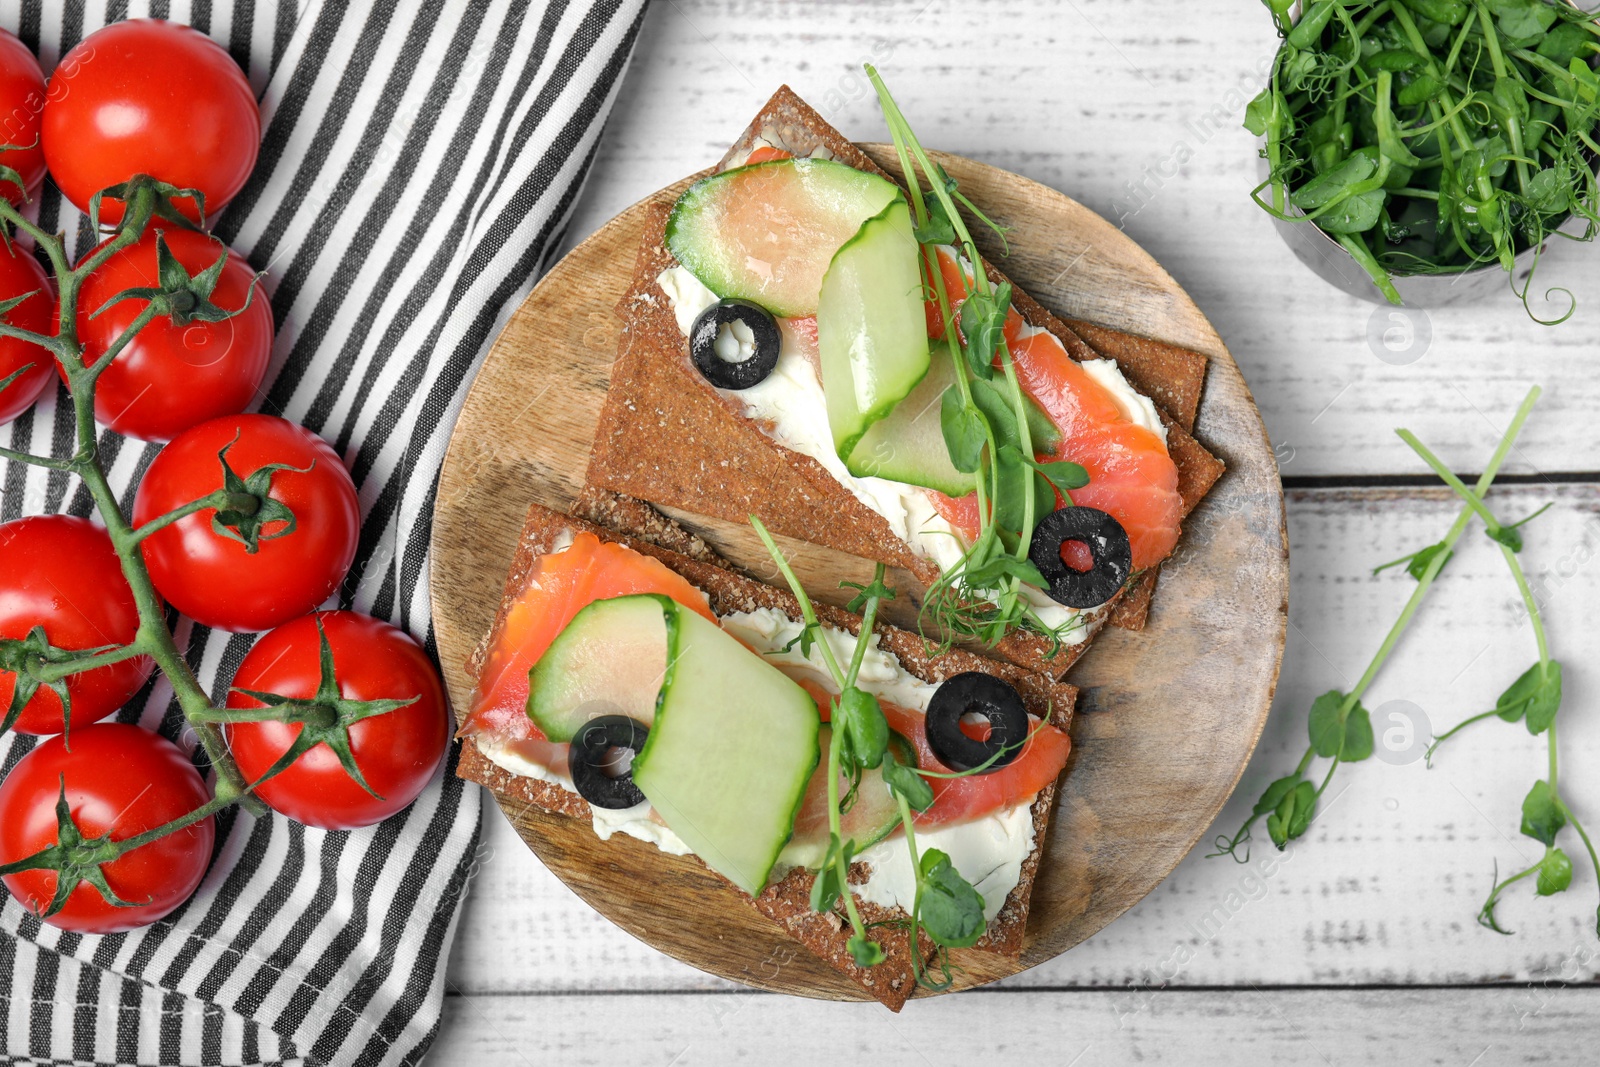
925, 672, 1030, 773
569, 714, 650, 810
1028, 505, 1133, 609
689, 298, 781, 390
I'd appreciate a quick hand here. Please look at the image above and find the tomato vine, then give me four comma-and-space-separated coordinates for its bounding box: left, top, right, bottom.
0, 171, 405, 921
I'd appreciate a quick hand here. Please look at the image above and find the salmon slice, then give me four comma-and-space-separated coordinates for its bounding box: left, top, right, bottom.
461, 532, 716, 747
922, 247, 1182, 572
796, 678, 1070, 829
881, 698, 1070, 828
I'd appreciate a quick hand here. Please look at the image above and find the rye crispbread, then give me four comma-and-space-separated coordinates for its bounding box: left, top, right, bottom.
456, 502, 1076, 1009
585, 86, 1223, 674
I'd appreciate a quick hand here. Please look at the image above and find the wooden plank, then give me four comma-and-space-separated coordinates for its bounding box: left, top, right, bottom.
448, 486, 1600, 993
559, 0, 1600, 480
430, 986, 1600, 1063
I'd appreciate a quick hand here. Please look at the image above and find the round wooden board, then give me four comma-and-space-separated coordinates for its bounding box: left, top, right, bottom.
429, 146, 1288, 1001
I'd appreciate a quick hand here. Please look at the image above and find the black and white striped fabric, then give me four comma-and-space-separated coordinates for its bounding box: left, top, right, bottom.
0, 1, 646, 1063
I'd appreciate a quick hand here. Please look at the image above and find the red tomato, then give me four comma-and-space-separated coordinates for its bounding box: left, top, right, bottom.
41, 20, 259, 224
74, 227, 272, 442
0, 239, 54, 425
0, 723, 214, 932
0, 29, 46, 204
132, 415, 361, 633
225, 611, 449, 830
0, 516, 153, 735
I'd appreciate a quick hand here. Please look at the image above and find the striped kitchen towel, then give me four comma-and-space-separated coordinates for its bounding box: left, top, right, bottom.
0, 0, 646, 1064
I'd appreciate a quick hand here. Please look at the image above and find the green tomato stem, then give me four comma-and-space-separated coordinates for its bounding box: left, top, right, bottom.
29, 641, 149, 685
0, 188, 262, 814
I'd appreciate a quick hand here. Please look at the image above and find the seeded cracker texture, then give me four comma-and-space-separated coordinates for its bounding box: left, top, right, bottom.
583, 86, 1223, 675
456, 503, 1076, 1010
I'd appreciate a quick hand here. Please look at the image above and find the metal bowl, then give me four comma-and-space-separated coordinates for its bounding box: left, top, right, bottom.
1259, 1, 1596, 308
1259, 153, 1590, 309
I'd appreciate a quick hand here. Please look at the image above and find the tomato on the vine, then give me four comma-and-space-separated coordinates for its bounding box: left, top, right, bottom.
0, 29, 46, 204
75, 227, 273, 442
0, 239, 54, 425
0, 723, 215, 933
132, 414, 360, 633
41, 20, 259, 224
0, 516, 153, 735
225, 611, 449, 830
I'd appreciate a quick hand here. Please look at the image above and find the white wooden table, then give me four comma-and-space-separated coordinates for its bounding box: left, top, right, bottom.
432, 1, 1600, 1061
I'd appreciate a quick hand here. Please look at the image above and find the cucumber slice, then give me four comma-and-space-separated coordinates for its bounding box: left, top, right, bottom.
817, 199, 932, 461
665, 158, 900, 318
631, 602, 821, 896
846, 341, 974, 497
779, 728, 916, 869
845, 341, 1063, 496
526, 594, 672, 742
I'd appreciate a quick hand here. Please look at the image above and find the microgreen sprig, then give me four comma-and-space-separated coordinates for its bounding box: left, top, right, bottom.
866, 67, 1075, 653
1210, 385, 1541, 861
1399, 416, 1598, 936
752, 514, 990, 980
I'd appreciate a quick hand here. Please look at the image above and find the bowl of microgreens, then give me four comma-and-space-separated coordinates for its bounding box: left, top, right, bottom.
1245, 0, 1600, 319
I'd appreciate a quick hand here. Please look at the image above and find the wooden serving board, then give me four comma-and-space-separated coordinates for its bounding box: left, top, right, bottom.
428, 146, 1289, 1001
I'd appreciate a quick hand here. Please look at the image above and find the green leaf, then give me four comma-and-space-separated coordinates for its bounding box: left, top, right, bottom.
1252, 774, 1304, 818
840, 574, 896, 615
916, 848, 986, 948
883, 753, 934, 811
1520, 780, 1566, 847
1308, 689, 1348, 758
1369, 49, 1423, 72
961, 552, 1049, 592
1400, 0, 1468, 25
836, 686, 889, 771
1536, 21, 1589, 64
939, 386, 986, 474
1286, 0, 1336, 48
1372, 541, 1453, 580
1408, 542, 1452, 580
1023, 394, 1062, 454
1494, 0, 1558, 42
1316, 189, 1386, 234
1341, 702, 1375, 762
809, 833, 853, 912
1267, 779, 1317, 849
778, 620, 819, 661
912, 196, 955, 244
1495, 661, 1562, 734
1485, 523, 1524, 552
1282, 49, 1320, 92
1536, 847, 1573, 896
1461, 135, 1510, 182
847, 933, 886, 967
968, 377, 1021, 452
1029, 458, 1089, 496
1524, 168, 1568, 214
957, 282, 1010, 380
992, 444, 1030, 534
1397, 73, 1443, 106
1243, 88, 1275, 136
1291, 153, 1376, 210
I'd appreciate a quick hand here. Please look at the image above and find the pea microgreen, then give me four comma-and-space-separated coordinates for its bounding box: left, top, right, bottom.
866, 67, 1080, 654
1209, 385, 1541, 863
1215, 385, 1600, 937
1247, 0, 1600, 319
752, 514, 995, 985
